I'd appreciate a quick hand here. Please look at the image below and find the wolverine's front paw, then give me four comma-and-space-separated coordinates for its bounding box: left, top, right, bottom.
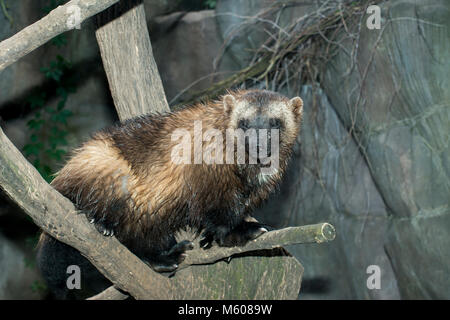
167, 240, 195, 262
221, 222, 268, 247
148, 240, 194, 273
200, 226, 229, 249
89, 217, 116, 237
200, 222, 268, 249
199, 232, 214, 249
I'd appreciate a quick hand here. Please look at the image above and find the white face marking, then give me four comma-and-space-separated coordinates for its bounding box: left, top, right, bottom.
229, 99, 296, 138
266, 101, 296, 136
258, 167, 278, 185
121, 175, 129, 195
229, 100, 255, 127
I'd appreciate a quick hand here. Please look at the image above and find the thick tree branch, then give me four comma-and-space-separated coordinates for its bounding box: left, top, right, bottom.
87, 286, 129, 300
89, 223, 335, 299
0, 0, 120, 73
181, 223, 335, 268
95, 0, 169, 120
0, 0, 176, 300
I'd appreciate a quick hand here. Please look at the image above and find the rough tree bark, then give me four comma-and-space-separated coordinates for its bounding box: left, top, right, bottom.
95, 0, 169, 120
0, 0, 121, 73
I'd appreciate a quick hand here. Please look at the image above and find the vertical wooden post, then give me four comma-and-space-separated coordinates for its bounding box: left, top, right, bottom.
95, 0, 169, 121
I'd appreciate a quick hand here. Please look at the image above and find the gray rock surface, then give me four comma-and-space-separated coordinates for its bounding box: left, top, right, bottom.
256, 86, 400, 299
0, 1, 45, 108
215, 0, 314, 69
321, 0, 450, 299
224, 0, 449, 299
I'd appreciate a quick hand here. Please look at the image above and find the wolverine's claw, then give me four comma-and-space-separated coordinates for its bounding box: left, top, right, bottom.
168, 240, 194, 255
200, 238, 213, 249
199, 231, 215, 249
151, 263, 178, 273
252, 227, 268, 239
148, 240, 195, 273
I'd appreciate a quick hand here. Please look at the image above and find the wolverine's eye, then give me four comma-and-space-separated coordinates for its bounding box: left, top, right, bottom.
238, 119, 250, 130
269, 118, 282, 129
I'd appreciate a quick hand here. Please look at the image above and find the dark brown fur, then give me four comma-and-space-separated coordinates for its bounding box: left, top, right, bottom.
37, 89, 303, 297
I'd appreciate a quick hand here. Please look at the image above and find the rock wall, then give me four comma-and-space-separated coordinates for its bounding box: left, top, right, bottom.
150, 10, 240, 103
321, 0, 450, 299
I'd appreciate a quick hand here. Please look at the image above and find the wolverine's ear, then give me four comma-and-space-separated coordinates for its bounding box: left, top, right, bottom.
223, 94, 236, 115
289, 97, 303, 118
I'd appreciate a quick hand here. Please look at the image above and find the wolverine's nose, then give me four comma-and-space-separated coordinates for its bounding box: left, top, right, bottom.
239, 117, 281, 130
239, 116, 279, 159
238, 119, 250, 131
269, 118, 281, 129
260, 130, 272, 157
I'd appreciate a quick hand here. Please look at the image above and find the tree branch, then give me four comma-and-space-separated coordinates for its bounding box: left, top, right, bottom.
87, 286, 129, 300
0, 0, 120, 73
88, 223, 335, 299
0, 0, 177, 300
95, 0, 169, 120
181, 223, 335, 268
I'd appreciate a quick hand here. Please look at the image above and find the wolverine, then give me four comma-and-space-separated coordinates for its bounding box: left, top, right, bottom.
36, 89, 303, 298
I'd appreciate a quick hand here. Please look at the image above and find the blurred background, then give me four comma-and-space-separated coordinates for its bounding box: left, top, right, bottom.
0, 0, 448, 299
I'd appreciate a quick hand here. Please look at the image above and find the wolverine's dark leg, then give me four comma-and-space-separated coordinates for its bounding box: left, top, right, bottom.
200, 215, 268, 248
140, 238, 194, 273
36, 233, 110, 299
220, 220, 268, 246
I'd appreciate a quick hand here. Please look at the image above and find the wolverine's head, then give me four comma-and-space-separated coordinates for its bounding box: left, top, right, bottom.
222, 90, 303, 172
